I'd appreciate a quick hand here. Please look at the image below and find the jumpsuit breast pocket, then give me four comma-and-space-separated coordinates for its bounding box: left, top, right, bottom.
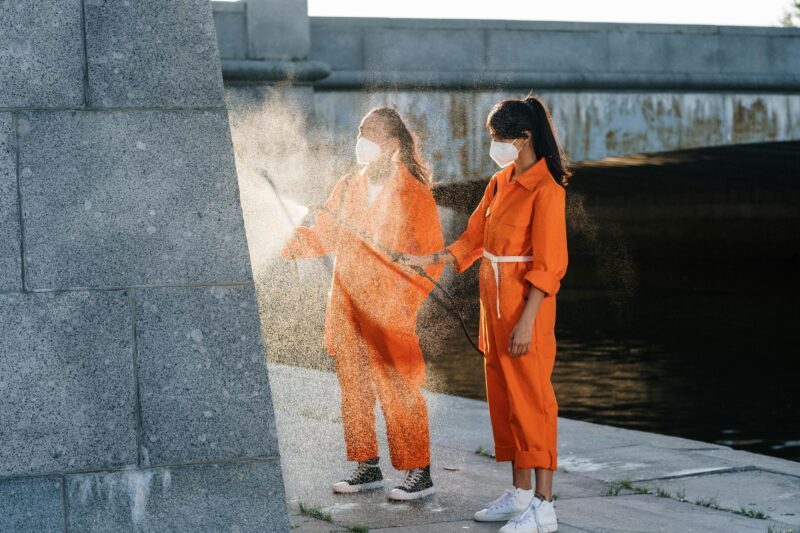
490, 218, 529, 252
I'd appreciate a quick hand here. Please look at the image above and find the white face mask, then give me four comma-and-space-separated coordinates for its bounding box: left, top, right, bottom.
355, 136, 383, 164
489, 139, 520, 168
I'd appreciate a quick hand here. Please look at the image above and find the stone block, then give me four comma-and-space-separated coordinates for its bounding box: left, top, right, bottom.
310, 26, 364, 71
0, 0, 84, 108
0, 114, 21, 291
66, 460, 288, 532
135, 285, 279, 465
609, 31, 719, 74
0, 477, 64, 533
0, 290, 137, 477
84, 0, 225, 108
487, 30, 610, 73
364, 29, 485, 72
18, 110, 252, 289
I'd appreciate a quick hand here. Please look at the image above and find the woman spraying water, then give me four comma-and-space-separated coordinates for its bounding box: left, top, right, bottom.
282, 107, 444, 500
405, 94, 569, 532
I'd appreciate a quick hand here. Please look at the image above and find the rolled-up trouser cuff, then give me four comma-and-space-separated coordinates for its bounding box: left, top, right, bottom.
515, 449, 557, 470
494, 447, 557, 470
494, 445, 516, 462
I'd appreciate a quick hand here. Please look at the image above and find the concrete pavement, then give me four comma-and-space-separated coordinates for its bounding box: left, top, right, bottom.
268, 363, 799, 532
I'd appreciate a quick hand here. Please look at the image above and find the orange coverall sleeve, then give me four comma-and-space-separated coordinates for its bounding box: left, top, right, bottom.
402, 188, 445, 294
523, 183, 568, 296
446, 175, 497, 273
281, 176, 348, 259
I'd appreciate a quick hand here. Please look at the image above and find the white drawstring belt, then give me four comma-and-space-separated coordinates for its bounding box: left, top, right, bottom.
482, 250, 533, 319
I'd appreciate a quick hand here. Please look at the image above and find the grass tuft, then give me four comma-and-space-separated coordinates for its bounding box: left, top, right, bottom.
298, 502, 332, 522
475, 446, 496, 459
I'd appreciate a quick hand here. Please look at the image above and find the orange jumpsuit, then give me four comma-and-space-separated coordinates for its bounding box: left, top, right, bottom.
447, 158, 568, 470
282, 163, 444, 470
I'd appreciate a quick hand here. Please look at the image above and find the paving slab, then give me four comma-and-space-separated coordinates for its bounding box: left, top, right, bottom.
554, 494, 788, 533
270, 363, 800, 532
695, 447, 800, 478
370, 520, 587, 532
638, 469, 800, 526
559, 444, 742, 483
559, 417, 729, 454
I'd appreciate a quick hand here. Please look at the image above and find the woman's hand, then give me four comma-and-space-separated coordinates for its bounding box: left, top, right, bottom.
401, 250, 454, 268
508, 286, 546, 358
508, 315, 534, 357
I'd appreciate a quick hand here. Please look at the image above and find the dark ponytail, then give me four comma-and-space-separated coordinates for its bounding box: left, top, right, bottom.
487, 93, 571, 186
369, 107, 432, 186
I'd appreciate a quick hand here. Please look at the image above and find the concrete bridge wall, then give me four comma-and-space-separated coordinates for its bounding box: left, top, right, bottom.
213, 7, 800, 183
309, 17, 800, 91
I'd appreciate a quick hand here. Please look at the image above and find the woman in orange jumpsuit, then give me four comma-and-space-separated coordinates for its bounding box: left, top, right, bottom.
407, 95, 569, 532
282, 107, 444, 500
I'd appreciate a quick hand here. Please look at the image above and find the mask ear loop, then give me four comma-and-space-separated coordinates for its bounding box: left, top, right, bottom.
515, 133, 531, 153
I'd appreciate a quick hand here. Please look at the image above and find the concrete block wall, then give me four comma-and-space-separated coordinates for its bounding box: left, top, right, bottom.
210, 8, 800, 185
308, 17, 800, 90
0, 1, 288, 531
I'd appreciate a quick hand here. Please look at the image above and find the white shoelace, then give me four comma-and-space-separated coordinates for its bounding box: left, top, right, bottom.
349, 461, 377, 482
512, 499, 544, 533
400, 468, 424, 489
486, 489, 515, 511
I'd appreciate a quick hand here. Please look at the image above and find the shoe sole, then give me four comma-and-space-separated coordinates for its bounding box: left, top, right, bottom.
473, 511, 518, 522
387, 486, 436, 501
332, 480, 384, 494
499, 523, 558, 533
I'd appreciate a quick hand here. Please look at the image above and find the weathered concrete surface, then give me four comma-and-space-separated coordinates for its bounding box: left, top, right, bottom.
270, 363, 800, 532
212, 1, 248, 60
2, 0, 288, 527
0, 0, 84, 108
306, 17, 800, 90
135, 285, 279, 466
17, 110, 252, 289
245, 0, 310, 60
639, 470, 800, 527
65, 460, 288, 532
0, 477, 64, 533
313, 90, 800, 183
0, 113, 21, 291
213, 7, 800, 187
0, 291, 137, 478
84, 0, 224, 108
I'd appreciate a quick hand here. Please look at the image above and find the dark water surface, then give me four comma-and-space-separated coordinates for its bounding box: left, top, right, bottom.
424, 141, 800, 462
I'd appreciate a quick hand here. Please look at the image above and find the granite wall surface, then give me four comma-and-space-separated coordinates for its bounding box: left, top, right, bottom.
0, 1, 288, 530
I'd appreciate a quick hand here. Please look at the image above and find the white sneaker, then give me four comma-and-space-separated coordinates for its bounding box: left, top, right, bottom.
499, 496, 558, 533
473, 488, 532, 522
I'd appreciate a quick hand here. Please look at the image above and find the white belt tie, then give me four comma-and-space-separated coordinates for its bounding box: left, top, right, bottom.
483, 251, 533, 319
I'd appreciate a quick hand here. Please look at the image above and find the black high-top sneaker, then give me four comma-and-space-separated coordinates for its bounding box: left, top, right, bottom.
332, 458, 384, 494
388, 465, 435, 500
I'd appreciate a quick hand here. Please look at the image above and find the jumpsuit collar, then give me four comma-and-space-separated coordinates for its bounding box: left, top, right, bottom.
505, 157, 551, 191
